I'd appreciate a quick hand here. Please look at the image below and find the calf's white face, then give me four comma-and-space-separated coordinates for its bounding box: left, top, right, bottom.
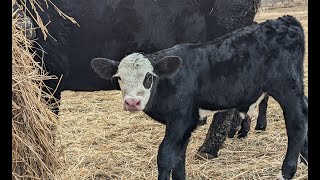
91, 53, 182, 112
116, 53, 156, 111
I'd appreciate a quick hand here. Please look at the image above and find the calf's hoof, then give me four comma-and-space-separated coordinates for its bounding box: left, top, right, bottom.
277, 171, 292, 180
281, 162, 297, 180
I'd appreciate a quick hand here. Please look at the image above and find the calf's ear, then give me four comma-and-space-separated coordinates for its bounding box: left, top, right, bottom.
91, 58, 119, 80
154, 56, 181, 78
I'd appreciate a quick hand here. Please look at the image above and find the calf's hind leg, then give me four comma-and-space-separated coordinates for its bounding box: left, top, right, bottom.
300, 134, 308, 165
273, 94, 308, 179
237, 93, 268, 138
255, 94, 269, 130
299, 95, 308, 165
237, 114, 251, 138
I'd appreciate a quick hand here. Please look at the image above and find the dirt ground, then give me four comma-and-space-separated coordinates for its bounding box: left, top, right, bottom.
55, 5, 308, 180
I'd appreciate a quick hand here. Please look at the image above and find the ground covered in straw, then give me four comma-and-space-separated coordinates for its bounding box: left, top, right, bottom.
55, 5, 308, 180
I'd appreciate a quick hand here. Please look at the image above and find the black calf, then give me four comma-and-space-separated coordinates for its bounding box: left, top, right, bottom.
91, 15, 307, 179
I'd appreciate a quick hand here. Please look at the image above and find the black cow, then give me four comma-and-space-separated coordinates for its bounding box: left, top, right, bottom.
23, 0, 265, 139
24, 0, 259, 107
91, 15, 308, 179
23, 0, 267, 141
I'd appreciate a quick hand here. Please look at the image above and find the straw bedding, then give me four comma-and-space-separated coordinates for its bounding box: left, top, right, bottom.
54, 5, 308, 180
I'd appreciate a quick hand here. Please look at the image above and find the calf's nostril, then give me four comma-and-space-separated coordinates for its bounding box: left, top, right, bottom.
136, 100, 141, 106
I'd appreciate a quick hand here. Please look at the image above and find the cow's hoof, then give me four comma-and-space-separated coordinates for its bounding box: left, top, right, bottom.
196, 151, 218, 160
196, 152, 217, 159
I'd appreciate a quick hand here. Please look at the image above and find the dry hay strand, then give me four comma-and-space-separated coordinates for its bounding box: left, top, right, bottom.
12, 1, 61, 179
54, 5, 308, 180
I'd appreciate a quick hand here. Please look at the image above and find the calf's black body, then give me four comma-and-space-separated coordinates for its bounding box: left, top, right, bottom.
140, 16, 307, 179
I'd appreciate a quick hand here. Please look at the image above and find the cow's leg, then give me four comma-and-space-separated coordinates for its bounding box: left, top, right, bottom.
228, 110, 243, 138
255, 94, 269, 130
273, 94, 308, 179
197, 110, 233, 159
157, 115, 197, 180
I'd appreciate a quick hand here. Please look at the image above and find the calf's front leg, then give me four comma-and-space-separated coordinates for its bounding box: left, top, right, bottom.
157, 117, 197, 180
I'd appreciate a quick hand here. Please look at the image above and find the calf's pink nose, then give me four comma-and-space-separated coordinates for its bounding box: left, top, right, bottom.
125, 98, 141, 107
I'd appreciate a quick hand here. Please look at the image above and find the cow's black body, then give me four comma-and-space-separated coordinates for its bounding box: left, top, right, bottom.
138, 16, 307, 179
23, 0, 265, 140
25, 0, 259, 101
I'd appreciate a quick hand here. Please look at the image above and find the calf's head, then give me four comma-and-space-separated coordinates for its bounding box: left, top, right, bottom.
91, 53, 181, 111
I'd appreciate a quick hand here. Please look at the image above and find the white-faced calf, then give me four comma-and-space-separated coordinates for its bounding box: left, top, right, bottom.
91, 15, 307, 180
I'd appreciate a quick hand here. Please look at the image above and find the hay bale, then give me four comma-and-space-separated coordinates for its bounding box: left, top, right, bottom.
12, 1, 60, 179
12, 0, 79, 178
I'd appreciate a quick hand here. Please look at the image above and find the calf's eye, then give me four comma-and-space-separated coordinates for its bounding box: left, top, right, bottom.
111, 76, 121, 84
137, 91, 144, 96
